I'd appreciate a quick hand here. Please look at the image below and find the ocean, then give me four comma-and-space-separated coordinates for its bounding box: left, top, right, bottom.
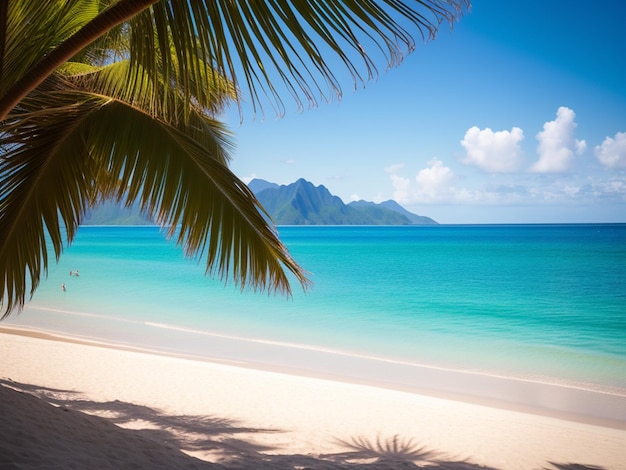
7, 224, 626, 400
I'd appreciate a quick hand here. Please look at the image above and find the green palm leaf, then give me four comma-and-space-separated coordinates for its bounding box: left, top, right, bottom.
140, 0, 469, 115
0, 1, 468, 119
0, 5, 309, 317
1, 74, 307, 317
1, 1, 468, 317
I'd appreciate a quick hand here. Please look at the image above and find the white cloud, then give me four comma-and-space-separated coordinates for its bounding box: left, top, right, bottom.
388, 158, 463, 204
460, 126, 524, 173
595, 132, 626, 169
415, 158, 456, 200
531, 106, 586, 173
388, 173, 412, 204
383, 147, 626, 211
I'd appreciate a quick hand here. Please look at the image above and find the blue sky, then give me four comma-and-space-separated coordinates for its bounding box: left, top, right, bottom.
224, 1, 626, 224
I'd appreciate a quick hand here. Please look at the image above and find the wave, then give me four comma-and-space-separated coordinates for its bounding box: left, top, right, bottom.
27, 306, 143, 325
20, 308, 626, 398
143, 322, 626, 398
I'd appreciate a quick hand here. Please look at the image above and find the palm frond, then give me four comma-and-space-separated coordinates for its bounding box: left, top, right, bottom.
0, 74, 307, 318
1, 1, 469, 121
65, 53, 236, 137
1, 0, 100, 95
88, 99, 304, 293
0, 88, 101, 316
140, 0, 469, 115
0, 0, 469, 317
27, 0, 466, 119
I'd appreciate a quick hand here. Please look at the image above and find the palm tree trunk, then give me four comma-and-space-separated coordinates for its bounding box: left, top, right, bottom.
0, 0, 159, 121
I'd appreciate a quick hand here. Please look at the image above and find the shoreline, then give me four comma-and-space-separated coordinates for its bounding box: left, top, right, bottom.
2, 325, 626, 469
17, 305, 626, 399
2, 324, 625, 430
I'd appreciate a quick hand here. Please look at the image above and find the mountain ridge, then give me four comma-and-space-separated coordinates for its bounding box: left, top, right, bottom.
81, 178, 437, 225
250, 178, 436, 225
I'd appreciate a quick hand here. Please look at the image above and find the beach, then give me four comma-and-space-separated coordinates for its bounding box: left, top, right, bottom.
1, 326, 625, 469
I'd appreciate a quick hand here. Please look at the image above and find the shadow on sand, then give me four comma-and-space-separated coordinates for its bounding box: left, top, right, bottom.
0, 379, 606, 470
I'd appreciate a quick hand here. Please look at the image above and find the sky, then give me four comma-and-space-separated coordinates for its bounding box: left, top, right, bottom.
223, 0, 626, 224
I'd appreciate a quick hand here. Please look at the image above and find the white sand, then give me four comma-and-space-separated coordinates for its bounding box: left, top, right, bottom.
1, 327, 625, 469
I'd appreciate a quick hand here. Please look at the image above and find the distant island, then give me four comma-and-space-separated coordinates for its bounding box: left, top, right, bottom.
82, 198, 153, 226
249, 178, 437, 225
82, 178, 436, 225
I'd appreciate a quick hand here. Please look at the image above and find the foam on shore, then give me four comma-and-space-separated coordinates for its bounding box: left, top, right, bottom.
2, 324, 625, 428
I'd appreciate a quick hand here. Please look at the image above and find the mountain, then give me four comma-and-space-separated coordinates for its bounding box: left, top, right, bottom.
349, 199, 437, 225
248, 178, 279, 194
82, 178, 436, 225
250, 178, 437, 225
82, 199, 153, 225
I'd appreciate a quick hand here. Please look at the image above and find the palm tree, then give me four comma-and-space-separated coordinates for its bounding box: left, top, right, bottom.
0, 0, 468, 318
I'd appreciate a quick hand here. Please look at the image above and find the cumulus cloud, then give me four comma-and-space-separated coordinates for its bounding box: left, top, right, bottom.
385, 164, 409, 202
387, 158, 461, 204
415, 159, 456, 199
388, 173, 412, 204
460, 126, 524, 173
531, 107, 586, 173
595, 132, 626, 169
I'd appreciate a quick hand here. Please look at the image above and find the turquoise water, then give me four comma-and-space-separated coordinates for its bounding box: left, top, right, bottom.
9, 224, 626, 394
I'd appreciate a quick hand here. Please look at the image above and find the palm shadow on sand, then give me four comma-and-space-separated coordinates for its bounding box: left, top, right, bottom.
543, 464, 607, 470
0, 379, 608, 470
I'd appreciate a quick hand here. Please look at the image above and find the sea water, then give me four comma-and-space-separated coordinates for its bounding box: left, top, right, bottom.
7, 224, 626, 396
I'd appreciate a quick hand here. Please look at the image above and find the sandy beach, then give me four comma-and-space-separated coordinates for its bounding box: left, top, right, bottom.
1, 326, 625, 469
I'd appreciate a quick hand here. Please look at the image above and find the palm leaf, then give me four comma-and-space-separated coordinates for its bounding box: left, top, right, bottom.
0, 0, 469, 316
1, 3, 311, 318
139, 0, 469, 115
0, 0, 469, 119
1, 76, 307, 317
0, 87, 100, 315
0, 0, 100, 95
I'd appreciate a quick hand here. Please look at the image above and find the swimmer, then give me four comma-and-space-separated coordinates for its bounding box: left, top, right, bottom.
61, 283, 66, 291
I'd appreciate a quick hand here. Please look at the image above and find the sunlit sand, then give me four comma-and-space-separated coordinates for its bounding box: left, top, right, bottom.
1, 327, 625, 469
